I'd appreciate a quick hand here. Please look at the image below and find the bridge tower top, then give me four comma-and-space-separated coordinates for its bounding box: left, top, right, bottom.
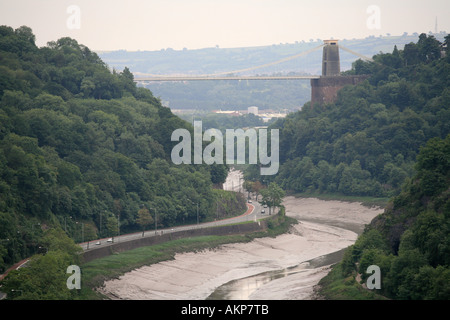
322, 39, 340, 76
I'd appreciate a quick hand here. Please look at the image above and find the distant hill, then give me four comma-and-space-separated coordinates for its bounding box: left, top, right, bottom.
99, 33, 448, 75
98, 33, 448, 111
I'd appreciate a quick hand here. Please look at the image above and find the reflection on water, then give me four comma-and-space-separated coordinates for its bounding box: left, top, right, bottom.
206, 248, 346, 300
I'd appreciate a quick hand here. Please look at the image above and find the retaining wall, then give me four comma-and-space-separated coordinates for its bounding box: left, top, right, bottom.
82, 220, 268, 263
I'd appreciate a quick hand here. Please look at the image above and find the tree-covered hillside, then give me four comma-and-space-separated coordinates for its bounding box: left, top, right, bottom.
0, 25, 230, 273
338, 134, 450, 299
260, 33, 450, 198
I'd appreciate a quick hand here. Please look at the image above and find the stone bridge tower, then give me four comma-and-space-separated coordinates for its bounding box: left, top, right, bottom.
311, 40, 368, 106
322, 40, 340, 76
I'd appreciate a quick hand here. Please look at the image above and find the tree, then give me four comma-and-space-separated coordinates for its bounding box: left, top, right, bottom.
119, 67, 137, 96
417, 33, 441, 63
243, 180, 254, 199
210, 163, 229, 185
14, 26, 37, 53
403, 42, 420, 66
353, 59, 373, 75
0, 25, 240, 281
106, 215, 119, 239
444, 34, 450, 55
260, 182, 285, 215
415, 135, 450, 196
0, 228, 81, 300
252, 180, 263, 201
136, 206, 153, 236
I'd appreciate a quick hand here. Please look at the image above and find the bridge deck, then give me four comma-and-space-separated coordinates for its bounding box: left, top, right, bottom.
134, 75, 320, 82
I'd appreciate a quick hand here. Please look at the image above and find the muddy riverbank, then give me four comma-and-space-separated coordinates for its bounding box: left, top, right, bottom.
98, 196, 383, 300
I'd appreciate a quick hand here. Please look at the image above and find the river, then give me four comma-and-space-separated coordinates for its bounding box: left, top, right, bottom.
99, 194, 383, 300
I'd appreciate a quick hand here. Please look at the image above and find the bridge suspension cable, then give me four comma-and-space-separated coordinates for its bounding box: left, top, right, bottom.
134, 44, 325, 81
204, 43, 325, 76
338, 44, 374, 62
133, 43, 376, 82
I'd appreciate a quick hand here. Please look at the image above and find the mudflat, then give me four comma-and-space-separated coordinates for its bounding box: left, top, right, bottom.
98, 196, 383, 300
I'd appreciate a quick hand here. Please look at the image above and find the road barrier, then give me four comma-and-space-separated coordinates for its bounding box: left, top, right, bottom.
82, 220, 268, 263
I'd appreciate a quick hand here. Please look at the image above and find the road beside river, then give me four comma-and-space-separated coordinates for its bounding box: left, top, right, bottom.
98, 196, 383, 300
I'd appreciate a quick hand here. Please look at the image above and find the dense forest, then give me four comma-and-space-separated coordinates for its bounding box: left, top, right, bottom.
256, 33, 449, 299
250, 33, 450, 198
0, 25, 232, 273
339, 134, 450, 299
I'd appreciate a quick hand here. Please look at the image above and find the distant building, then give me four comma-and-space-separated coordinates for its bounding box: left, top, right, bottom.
248, 106, 258, 115
258, 111, 287, 122
213, 110, 241, 116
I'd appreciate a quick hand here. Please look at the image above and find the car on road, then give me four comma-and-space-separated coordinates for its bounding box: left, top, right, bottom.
261, 209, 265, 214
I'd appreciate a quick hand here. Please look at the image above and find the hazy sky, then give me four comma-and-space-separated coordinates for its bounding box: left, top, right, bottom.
1, 0, 449, 51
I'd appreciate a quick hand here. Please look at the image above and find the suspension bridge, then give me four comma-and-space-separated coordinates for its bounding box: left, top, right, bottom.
133, 41, 373, 82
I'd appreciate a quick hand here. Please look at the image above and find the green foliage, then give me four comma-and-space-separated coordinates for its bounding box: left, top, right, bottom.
0, 25, 229, 271
259, 182, 285, 214
211, 189, 247, 221
146, 78, 311, 111
136, 206, 153, 235
318, 260, 387, 300
0, 228, 82, 300
335, 134, 450, 300
178, 112, 267, 132
257, 33, 449, 198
